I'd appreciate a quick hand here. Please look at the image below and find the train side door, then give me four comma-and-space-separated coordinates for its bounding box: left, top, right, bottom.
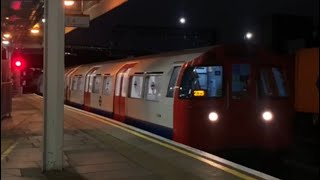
113, 64, 136, 122
84, 67, 99, 111
163, 65, 182, 128
65, 68, 76, 101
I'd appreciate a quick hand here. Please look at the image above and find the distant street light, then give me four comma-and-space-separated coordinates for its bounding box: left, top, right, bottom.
42, 18, 45, 23
245, 32, 253, 40
179, 17, 186, 24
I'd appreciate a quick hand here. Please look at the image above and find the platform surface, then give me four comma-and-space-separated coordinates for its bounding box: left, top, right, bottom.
1, 94, 276, 180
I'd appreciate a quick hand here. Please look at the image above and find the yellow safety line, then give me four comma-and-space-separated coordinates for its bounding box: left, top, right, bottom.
66, 107, 258, 180
1, 141, 18, 161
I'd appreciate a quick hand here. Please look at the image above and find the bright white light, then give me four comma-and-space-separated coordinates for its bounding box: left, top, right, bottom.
30, 29, 40, 34
64, 1, 75, 6
179, 17, 186, 24
3, 33, 11, 38
2, 40, 10, 45
15, 61, 22, 67
208, 112, 219, 122
42, 18, 45, 23
245, 32, 253, 40
262, 111, 273, 121
5, 17, 9, 20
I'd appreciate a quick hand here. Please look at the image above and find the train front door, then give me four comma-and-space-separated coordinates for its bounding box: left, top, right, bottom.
226, 63, 257, 143
113, 63, 136, 122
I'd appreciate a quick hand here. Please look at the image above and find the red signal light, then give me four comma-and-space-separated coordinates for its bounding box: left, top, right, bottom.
12, 57, 25, 70
15, 61, 22, 67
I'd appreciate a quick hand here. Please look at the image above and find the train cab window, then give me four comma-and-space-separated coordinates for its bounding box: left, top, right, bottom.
179, 66, 223, 98
167, 66, 181, 97
145, 75, 162, 101
231, 64, 251, 99
259, 67, 288, 97
92, 75, 101, 94
102, 76, 113, 96
130, 75, 144, 99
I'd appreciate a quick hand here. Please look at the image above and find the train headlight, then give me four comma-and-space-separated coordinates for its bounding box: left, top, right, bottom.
262, 111, 273, 122
208, 112, 218, 122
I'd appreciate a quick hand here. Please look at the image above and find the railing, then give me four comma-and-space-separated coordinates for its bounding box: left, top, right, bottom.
1, 82, 12, 119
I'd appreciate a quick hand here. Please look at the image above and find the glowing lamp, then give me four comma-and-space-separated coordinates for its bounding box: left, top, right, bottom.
179, 17, 186, 24
15, 61, 22, 67
2, 40, 10, 45
12, 57, 25, 69
262, 111, 273, 122
245, 32, 253, 40
3, 33, 11, 38
64, 1, 75, 6
30, 29, 40, 34
208, 112, 219, 122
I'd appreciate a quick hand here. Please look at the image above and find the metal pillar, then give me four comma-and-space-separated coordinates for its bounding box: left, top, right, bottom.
42, 0, 65, 171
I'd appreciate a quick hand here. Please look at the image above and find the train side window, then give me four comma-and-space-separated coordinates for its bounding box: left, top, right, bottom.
130, 75, 144, 99
76, 76, 84, 91
88, 75, 95, 93
232, 64, 250, 99
92, 75, 101, 94
145, 75, 162, 101
102, 76, 113, 96
121, 68, 132, 97
72, 77, 78, 90
167, 66, 181, 98
259, 67, 288, 97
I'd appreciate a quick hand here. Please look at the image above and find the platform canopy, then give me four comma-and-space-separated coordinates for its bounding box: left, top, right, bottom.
1, 0, 128, 49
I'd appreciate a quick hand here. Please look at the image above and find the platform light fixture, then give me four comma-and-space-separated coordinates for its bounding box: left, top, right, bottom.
30, 23, 40, 34
179, 17, 186, 24
2, 40, 10, 45
245, 32, 253, 40
3, 33, 11, 38
30, 29, 40, 34
64, 1, 75, 6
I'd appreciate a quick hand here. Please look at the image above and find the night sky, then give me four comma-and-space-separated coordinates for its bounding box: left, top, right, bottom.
66, 0, 319, 46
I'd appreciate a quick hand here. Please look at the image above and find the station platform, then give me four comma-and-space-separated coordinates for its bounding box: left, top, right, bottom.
1, 94, 277, 180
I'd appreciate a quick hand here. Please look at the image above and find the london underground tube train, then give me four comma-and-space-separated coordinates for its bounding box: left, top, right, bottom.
40, 44, 294, 153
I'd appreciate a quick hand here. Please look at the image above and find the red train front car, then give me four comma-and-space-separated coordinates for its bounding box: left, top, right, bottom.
173, 44, 294, 153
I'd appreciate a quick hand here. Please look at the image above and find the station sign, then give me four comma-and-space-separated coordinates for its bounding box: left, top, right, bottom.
65, 15, 90, 28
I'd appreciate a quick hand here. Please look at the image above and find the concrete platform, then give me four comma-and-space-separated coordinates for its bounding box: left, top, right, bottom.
1, 94, 277, 180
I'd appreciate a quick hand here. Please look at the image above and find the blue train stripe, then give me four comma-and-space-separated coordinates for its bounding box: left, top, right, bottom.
66, 101, 173, 140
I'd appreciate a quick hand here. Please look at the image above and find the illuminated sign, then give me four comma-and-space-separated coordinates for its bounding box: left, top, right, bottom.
193, 90, 206, 97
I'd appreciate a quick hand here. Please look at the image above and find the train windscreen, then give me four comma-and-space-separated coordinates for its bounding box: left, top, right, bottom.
179, 66, 223, 98
259, 67, 288, 97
